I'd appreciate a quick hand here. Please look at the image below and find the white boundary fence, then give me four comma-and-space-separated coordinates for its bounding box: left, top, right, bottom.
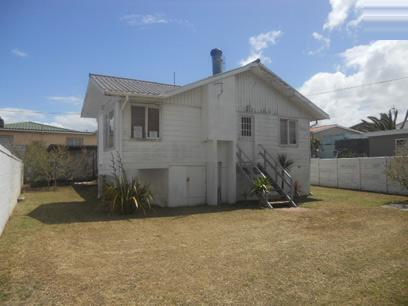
311, 157, 408, 195
0, 144, 23, 236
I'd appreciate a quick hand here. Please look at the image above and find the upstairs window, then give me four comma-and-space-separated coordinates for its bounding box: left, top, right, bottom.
104, 110, 114, 149
131, 105, 160, 139
241, 116, 252, 137
66, 137, 83, 146
280, 118, 297, 145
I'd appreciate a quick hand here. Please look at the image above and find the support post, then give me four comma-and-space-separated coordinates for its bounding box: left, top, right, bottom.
206, 140, 218, 205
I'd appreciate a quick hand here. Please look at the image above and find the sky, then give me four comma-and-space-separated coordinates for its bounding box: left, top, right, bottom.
1, 0, 408, 131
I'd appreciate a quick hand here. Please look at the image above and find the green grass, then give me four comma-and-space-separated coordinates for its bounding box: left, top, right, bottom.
0, 185, 407, 305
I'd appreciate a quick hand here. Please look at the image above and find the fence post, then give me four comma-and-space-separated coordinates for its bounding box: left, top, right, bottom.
358, 158, 361, 190
385, 157, 389, 194
336, 158, 339, 188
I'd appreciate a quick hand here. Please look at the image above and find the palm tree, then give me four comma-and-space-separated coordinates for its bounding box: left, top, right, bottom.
355, 108, 398, 132
277, 153, 294, 189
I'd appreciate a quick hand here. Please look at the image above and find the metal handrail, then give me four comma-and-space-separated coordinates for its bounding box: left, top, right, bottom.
258, 144, 293, 181
258, 144, 295, 199
236, 145, 266, 179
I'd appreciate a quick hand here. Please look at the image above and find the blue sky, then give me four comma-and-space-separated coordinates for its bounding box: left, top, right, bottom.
1, 0, 408, 131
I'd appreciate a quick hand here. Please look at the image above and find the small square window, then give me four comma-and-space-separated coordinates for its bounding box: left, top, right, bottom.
241, 117, 252, 137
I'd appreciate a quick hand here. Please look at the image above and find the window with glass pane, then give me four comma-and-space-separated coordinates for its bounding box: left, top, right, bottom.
0, 135, 13, 145
280, 119, 288, 144
289, 120, 297, 144
148, 108, 159, 138
131, 106, 145, 138
131, 105, 160, 140
104, 110, 114, 149
66, 137, 83, 146
241, 117, 252, 137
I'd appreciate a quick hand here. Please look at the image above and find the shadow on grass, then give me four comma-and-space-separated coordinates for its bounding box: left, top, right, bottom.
28, 185, 257, 224
383, 199, 408, 206
28, 185, 324, 224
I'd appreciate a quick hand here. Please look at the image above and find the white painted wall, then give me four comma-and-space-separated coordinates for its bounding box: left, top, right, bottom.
235, 71, 313, 197
0, 144, 23, 236
311, 157, 408, 195
96, 70, 316, 206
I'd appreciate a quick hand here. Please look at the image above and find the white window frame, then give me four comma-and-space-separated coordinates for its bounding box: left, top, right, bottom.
240, 116, 253, 138
130, 104, 161, 141
279, 118, 298, 146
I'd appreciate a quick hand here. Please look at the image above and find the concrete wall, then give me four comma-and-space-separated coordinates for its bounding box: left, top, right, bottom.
0, 144, 23, 236
311, 157, 408, 195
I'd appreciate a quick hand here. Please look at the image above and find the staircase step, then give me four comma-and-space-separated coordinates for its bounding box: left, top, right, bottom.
268, 200, 293, 208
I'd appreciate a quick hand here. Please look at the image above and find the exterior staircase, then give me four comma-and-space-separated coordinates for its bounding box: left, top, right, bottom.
236, 144, 297, 208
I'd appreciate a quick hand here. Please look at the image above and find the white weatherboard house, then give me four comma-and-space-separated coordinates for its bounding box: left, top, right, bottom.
81, 49, 329, 207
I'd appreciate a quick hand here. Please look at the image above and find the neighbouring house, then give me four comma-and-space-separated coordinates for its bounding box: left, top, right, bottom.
0, 120, 97, 180
81, 49, 329, 207
310, 124, 362, 158
396, 121, 408, 130
335, 129, 408, 157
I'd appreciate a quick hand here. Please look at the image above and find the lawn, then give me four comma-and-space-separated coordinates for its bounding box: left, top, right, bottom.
0, 185, 407, 305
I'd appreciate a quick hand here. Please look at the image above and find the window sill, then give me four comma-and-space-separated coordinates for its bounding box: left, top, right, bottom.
279, 143, 299, 148
129, 138, 161, 142
103, 147, 116, 153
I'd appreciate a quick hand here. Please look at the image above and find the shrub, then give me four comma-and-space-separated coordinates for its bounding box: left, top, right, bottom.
249, 176, 272, 206
104, 153, 153, 214
24, 142, 74, 188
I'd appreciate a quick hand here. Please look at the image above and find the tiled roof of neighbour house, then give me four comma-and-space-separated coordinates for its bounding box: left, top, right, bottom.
90, 73, 180, 96
310, 124, 362, 134
2, 121, 93, 134
310, 124, 337, 133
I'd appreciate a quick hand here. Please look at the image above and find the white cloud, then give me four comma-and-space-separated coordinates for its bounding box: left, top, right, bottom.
120, 13, 168, 26
47, 96, 82, 106
0, 108, 96, 132
300, 40, 408, 127
11, 48, 28, 58
0, 108, 45, 123
323, 0, 357, 31
50, 113, 96, 132
323, 0, 408, 32
120, 13, 193, 28
239, 30, 283, 66
308, 32, 331, 55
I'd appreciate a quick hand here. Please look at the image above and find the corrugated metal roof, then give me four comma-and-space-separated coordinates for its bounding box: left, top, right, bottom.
310, 124, 337, 133
310, 124, 362, 134
90, 73, 179, 96
2, 121, 89, 133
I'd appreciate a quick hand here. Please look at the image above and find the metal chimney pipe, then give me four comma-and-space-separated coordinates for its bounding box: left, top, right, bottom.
210, 48, 223, 75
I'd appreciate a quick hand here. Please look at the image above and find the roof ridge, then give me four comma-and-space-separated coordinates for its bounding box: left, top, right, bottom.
5, 121, 79, 132
90, 73, 180, 87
